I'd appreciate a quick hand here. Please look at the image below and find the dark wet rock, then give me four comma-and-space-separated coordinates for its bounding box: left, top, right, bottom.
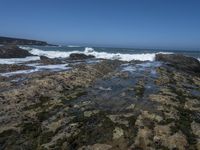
0, 64, 34, 73
69, 53, 95, 60
155, 54, 200, 73
0, 45, 33, 58
40, 56, 63, 64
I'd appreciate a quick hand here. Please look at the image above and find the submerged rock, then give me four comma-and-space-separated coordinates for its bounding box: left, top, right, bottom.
0, 45, 33, 58
155, 54, 200, 73
69, 53, 95, 60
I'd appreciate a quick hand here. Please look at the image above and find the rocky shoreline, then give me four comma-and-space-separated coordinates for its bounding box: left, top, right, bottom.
0, 47, 200, 150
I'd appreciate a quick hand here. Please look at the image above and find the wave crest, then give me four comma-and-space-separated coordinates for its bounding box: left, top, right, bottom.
20, 46, 173, 62
83, 47, 172, 61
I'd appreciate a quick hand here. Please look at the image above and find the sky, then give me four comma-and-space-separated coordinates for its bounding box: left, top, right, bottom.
0, 0, 200, 49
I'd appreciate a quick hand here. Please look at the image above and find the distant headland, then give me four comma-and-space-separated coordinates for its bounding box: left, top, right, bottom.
0, 36, 56, 46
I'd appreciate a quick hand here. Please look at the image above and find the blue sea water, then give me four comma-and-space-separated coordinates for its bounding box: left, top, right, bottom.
20, 45, 200, 61
0, 45, 199, 65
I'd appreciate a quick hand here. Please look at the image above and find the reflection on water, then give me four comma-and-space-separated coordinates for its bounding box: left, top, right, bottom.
70, 61, 162, 114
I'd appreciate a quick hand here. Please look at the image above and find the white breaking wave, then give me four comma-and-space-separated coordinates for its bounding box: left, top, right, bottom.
198, 58, 200, 62
83, 47, 172, 61
84, 47, 94, 53
19, 46, 173, 62
67, 45, 80, 47
20, 46, 81, 58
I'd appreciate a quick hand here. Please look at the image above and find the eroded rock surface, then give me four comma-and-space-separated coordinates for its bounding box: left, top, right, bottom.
0, 58, 200, 150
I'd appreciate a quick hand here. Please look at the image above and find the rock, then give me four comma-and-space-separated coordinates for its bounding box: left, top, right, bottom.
126, 104, 135, 110
197, 140, 200, 150
167, 132, 188, 150
69, 53, 95, 60
40, 56, 62, 64
191, 121, 200, 138
184, 99, 200, 111
78, 144, 112, 150
154, 124, 188, 150
134, 127, 153, 149
136, 111, 163, 124
108, 115, 129, 127
0, 64, 34, 73
149, 94, 179, 107
0, 58, 199, 150
93, 60, 123, 76
113, 127, 124, 139
0, 45, 33, 58
84, 110, 99, 117
155, 54, 200, 73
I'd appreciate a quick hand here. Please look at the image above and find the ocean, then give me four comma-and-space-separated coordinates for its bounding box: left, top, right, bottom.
0, 45, 200, 64
23, 45, 200, 60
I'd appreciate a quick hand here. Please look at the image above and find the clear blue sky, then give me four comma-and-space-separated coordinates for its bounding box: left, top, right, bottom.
0, 0, 200, 49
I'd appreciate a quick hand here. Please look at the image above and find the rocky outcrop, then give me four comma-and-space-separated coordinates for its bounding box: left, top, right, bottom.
0, 45, 33, 58
155, 54, 200, 73
0, 36, 49, 46
40, 56, 63, 65
69, 53, 95, 60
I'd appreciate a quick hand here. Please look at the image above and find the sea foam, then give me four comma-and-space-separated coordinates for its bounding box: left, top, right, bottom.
0, 56, 40, 64
0, 64, 70, 77
83, 47, 172, 61
20, 46, 80, 58
19, 46, 172, 62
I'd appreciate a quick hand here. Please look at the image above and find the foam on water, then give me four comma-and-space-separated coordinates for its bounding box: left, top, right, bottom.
83, 47, 173, 61
1, 69, 38, 77
0, 64, 70, 77
20, 46, 81, 58
121, 61, 161, 73
20, 46, 173, 62
0, 56, 40, 64
67, 45, 80, 48
35, 64, 68, 70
